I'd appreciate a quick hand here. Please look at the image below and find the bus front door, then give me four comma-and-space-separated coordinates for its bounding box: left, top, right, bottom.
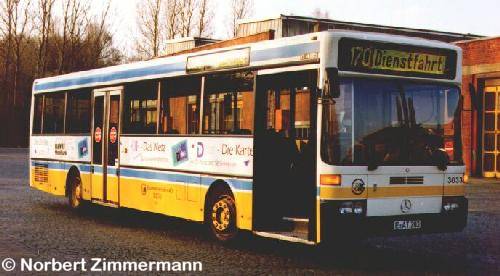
91, 88, 121, 205
253, 70, 318, 242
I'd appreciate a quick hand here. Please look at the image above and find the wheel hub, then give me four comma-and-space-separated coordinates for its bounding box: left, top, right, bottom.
212, 199, 230, 231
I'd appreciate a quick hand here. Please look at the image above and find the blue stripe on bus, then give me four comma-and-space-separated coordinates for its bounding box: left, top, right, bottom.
31, 160, 253, 191
34, 42, 320, 92
119, 167, 252, 191
250, 42, 320, 62
34, 62, 186, 91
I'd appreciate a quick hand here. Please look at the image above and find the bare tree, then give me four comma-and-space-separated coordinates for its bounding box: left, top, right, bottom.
178, 0, 195, 37
227, 0, 254, 38
57, 0, 91, 74
136, 0, 165, 58
84, 1, 114, 67
11, 0, 31, 106
35, 0, 55, 78
165, 0, 180, 39
0, 0, 16, 105
312, 8, 330, 19
0, 0, 122, 146
195, 0, 214, 37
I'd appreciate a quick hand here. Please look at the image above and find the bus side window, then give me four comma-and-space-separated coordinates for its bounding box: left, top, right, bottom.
203, 72, 254, 135
159, 76, 201, 135
122, 81, 158, 134
43, 92, 66, 134
66, 89, 91, 134
32, 95, 44, 134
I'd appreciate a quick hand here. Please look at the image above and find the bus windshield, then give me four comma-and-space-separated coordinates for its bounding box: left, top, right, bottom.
321, 78, 462, 166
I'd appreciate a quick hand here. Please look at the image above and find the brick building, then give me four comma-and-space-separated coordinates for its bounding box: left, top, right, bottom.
456, 37, 500, 177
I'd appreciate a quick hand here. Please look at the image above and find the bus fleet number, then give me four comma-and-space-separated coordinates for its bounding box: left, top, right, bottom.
447, 176, 464, 184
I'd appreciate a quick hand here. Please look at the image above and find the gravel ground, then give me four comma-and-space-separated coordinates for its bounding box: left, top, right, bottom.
0, 148, 498, 274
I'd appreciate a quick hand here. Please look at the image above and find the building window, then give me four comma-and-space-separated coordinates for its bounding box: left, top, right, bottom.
66, 90, 91, 134
122, 81, 158, 134
203, 72, 254, 135
32, 95, 44, 134
160, 76, 201, 134
42, 93, 66, 134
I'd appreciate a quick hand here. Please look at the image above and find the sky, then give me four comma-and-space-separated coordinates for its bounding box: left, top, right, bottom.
95, 0, 500, 55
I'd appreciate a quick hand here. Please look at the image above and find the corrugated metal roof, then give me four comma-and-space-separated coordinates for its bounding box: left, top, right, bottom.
237, 14, 483, 40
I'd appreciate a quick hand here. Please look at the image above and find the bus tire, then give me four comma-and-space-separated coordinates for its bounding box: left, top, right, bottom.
205, 187, 238, 242
68, 174, 83, 209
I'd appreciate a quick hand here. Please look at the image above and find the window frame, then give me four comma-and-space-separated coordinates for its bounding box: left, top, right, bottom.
121, 80, 160, 135
159, 76, 203, 136
38, 91, 67, 135
32, 94, 45, 135
65, 89, 92, 135
201, 71, 256, 136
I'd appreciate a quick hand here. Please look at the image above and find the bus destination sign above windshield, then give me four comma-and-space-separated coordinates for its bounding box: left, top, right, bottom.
338, 38, 457, 79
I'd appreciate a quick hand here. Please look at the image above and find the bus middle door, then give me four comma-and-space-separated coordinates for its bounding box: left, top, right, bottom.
91, 88, 121, 205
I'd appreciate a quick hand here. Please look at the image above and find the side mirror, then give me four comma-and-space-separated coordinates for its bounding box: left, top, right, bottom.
323, 68, 341, 99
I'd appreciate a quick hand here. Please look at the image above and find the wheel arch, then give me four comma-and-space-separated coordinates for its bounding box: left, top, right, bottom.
204, 179, 236, 220
65, 165, 81, 197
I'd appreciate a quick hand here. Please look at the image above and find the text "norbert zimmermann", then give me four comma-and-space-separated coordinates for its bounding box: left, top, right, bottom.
3, 258, 203, 272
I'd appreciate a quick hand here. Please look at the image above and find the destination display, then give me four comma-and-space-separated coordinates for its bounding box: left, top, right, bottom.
338, 38, 457, 79
186, 48, 250, 73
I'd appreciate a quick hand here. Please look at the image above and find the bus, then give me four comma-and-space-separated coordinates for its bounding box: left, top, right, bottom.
30, 30, 467, 244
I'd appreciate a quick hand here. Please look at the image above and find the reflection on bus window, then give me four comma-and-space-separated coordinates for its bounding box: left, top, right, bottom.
123, 81, 158, 134
66, 90, 91, 134
266, 87, 312, 148
43, 93, 65, 134
203, 72, 254, 135
321, 82, 353, 163
321, 78, 462, 165
160, 77, 201, 135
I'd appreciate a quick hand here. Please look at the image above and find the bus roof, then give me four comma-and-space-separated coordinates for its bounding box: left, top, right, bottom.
33, 30, 461, 94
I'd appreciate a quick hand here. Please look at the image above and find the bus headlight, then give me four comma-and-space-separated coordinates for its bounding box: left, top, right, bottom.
442, 197, 461, 212
338, 201, 364, 215
339, 202, 353, 214
353, 202, 364, 214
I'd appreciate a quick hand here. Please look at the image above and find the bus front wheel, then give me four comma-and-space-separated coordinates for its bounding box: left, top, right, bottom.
68, 174, 83, 209
206, 188, 238, 242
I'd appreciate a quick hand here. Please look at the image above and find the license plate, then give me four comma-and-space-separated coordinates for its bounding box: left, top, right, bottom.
393, 220, 422, 230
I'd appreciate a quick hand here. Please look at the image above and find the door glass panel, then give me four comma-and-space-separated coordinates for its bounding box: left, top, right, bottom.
485, 92, 495, 111
93, 96, 104, 165
483, 86, 500, 176
485, 113, 495, 131
484, 133, 495, 151
108, 95, 120, 166
484, 153, 494, 171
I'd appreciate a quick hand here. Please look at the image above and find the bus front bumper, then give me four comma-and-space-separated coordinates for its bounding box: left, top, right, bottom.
320, 197, 467, 241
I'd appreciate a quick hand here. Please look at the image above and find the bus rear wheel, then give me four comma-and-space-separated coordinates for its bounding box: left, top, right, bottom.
206, 189, 238, 242
68, 175, 83, 209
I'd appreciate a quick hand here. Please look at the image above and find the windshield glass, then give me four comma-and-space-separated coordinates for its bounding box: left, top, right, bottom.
321, 78, 462, 166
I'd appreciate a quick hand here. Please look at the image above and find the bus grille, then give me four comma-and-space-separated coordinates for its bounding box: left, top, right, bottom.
34, 163, 48, 183
390, 176, 424, 185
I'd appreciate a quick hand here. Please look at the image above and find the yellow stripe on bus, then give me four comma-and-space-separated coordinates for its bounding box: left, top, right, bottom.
319, 185, 463, 199
443, 185, 465, 196
320, 186, 367, 199
368, 186, 443, 198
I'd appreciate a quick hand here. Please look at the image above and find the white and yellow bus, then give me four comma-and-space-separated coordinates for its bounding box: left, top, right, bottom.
30, 30, 467, 244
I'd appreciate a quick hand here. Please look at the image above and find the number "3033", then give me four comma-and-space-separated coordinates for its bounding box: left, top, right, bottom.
447, 176, 463, 184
